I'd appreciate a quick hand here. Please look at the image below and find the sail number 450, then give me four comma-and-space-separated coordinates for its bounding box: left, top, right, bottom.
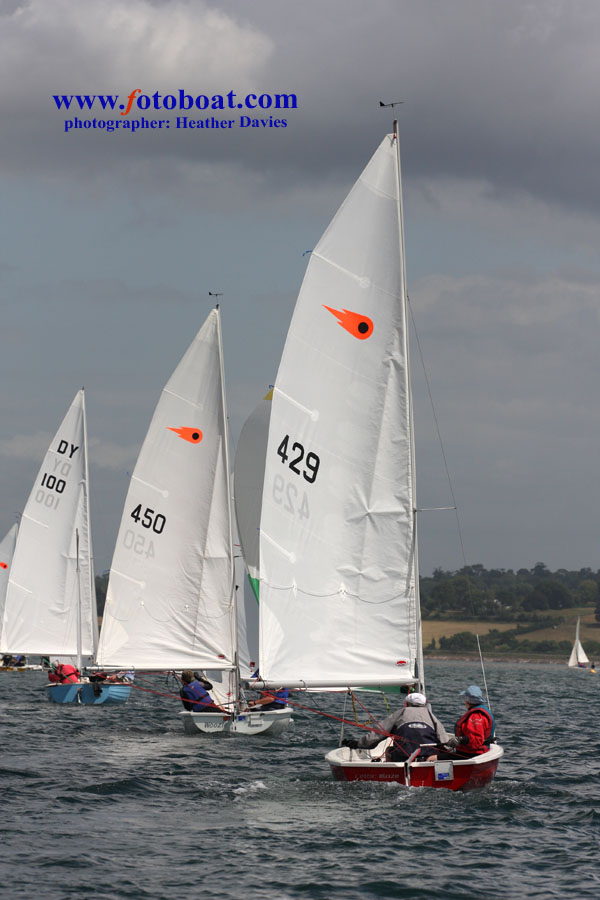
130, 504, 166, 534
277, 436, 320, 484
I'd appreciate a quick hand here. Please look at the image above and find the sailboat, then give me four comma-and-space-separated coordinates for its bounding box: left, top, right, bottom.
96, 307, 291, 736
0, 390, 131, 703
255, 124, 503, 790
568, 617, 589, 668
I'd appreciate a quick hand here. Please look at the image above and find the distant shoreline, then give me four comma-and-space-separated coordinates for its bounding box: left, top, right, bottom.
424, 654, 568, 665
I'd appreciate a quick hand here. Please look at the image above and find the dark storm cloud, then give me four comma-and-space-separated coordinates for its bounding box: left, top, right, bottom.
1, 0, 599, 214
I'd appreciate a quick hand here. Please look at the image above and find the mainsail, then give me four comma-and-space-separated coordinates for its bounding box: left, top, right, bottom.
568, 617, 589, 667
258, 132, 422, 689
96, 308, 236, 670
0, 390, 97, 656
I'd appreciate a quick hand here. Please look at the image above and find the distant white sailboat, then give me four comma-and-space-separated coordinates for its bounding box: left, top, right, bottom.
255, 125, 502, 789
0, 390, 130, 702
568, 617, 589, 668
96, 307, 291, 736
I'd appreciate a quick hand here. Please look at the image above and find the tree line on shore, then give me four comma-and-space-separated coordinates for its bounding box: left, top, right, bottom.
420, 562, 600, 620
420, 562, 600, 657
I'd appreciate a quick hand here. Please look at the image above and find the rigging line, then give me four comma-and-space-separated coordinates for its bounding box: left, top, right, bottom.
301, 691, 342, 737
407, 292, 489, 686
476, 634, 492, 710
340, 691, 349, 745
407, 292, 467, 567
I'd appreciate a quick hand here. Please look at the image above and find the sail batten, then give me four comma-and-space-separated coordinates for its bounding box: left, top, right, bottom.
258, 133, 421, 687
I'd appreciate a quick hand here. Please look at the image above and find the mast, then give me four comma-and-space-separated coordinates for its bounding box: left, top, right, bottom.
81, 387, 98, 656
215, 305, 239, 708
393, 120, 424, 691
75, 528, 82, 674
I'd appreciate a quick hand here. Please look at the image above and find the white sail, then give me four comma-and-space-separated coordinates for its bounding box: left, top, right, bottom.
568, 617, 589, 667
258, 132, 422, 688
234, 549, 259, 678
234, 387, 273, 600
0, 523, 18, 639
97, 309, 236, 670
0, 391, 97, 656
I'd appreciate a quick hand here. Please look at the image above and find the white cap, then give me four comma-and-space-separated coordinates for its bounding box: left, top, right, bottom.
406, 692, 427, 706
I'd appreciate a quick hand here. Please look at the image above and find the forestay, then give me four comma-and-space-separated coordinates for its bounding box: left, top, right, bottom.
259, 133, 422, 688
96, 309, 236, 670
0, 391, 97, 656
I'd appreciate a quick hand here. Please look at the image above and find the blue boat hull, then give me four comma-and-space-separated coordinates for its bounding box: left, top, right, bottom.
47, 682, 131, 705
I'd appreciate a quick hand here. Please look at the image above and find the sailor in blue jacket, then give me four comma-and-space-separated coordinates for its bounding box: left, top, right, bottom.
247, 671, 289, 711
179, 670, 227, 713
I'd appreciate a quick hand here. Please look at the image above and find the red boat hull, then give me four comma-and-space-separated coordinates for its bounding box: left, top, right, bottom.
326, 744, 503, 791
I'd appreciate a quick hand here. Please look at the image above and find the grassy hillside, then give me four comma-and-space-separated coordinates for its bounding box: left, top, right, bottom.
423, 606, 600, 660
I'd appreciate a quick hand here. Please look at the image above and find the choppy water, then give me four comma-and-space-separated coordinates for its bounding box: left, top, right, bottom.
1, 660, 599, 900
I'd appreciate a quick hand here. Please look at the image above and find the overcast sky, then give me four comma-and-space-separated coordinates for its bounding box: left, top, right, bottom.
1, 0, 599, 575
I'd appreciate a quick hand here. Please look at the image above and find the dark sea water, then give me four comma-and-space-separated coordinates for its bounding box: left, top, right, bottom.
1, 660, 599, 900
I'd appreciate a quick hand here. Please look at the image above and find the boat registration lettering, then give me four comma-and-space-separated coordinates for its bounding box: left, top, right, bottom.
276, 435, 320, 484
34, 488, 61, 511
130, 505, 167, 534
273, 475, 310, 520
123, 529, 156, 559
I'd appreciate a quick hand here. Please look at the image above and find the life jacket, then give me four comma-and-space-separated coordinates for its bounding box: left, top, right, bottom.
455, 704, 495, 754
257, 687, 289, 709
271, 689, 289, 707
56, 664, 80, 684
180, 680, 220, 712
389, 719, 439, 762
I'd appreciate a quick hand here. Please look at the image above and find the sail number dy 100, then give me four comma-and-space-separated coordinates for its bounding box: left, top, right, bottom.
35, 439, 80, 511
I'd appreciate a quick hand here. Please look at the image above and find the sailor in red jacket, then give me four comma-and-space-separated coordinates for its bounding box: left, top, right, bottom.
446, 684, 495, 756
47, 662, 80, 684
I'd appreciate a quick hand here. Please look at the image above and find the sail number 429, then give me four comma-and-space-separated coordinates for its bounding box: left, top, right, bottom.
130, 504, 166, 534
277, 435, 320, 484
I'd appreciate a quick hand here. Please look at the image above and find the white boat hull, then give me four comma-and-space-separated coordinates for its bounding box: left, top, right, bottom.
180, 706, 292, 736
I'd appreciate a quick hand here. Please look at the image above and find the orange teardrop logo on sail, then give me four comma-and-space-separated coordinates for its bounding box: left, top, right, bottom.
167, 426, 203, 444
323, 305, 373, 340
0, 562, 7, 569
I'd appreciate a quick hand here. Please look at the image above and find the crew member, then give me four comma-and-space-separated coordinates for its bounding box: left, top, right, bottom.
248, 687, 289, 711
343, 692, 450, 761
48, 662, 80, 684
179, 670, 227, 713
445, 684, 495, 756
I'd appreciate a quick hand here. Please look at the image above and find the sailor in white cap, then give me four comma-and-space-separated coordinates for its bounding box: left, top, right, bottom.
342, 690, 451, 761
